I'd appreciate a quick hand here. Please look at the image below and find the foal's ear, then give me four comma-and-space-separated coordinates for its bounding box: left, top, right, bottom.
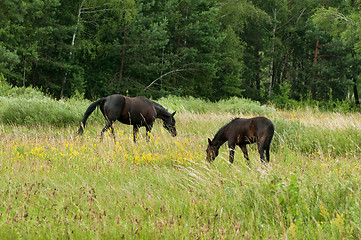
208, 138, 212, 145
171, 111, 176, 117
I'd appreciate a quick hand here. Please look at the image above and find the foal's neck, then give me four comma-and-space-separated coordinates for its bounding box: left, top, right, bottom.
212, 132, 228, 149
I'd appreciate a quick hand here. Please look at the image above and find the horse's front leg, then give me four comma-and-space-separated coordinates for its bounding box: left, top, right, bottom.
228, 142, 236, 164
145, 123, 153, 142
240, 145, 250, 165
133, 125, 139, 142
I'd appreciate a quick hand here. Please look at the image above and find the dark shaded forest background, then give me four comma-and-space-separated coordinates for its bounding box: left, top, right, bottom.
1, 0, 361, 105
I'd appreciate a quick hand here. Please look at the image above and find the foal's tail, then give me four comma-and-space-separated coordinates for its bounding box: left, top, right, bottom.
77, 98, 106, 135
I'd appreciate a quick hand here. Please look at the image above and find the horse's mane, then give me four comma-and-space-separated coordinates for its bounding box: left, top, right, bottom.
151, 100, 169, 114
133, 96, 170, 118
213, 118, 240, 141
135, 96, 166, 110
152, 100, 165, 109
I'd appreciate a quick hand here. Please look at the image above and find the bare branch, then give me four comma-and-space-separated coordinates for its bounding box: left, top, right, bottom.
296, 8, 307, 24
81, 3, 109, 11
144, 69, 188, 91
336, 13, 348, 22
81, 9, 114, 14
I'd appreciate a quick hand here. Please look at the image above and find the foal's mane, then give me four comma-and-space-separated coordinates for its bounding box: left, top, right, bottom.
213, 118, 240, 141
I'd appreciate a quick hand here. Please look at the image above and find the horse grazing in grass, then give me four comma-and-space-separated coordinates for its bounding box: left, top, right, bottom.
77, 94, 177, 142
206, 117, 274, 164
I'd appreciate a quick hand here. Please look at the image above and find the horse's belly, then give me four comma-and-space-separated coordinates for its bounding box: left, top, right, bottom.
118, 113, 151, 126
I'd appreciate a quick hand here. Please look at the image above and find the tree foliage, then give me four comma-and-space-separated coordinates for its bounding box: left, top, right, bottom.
0, 0, 360, 105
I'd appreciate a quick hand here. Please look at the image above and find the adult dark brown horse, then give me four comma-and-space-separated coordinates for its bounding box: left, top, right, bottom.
77, 94, 177, 142
206, 116, 274, 164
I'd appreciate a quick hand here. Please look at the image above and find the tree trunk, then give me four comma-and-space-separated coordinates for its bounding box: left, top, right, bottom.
353, 77, 360, 105
311, 39, 319, 100
23, 56, 26, 87
268, 10, 277, 99
119, 28, 127, 82
281, 48, 294, 82
255, 50, 260, 90
61, 0, 86, 98
310, 0, 326, 100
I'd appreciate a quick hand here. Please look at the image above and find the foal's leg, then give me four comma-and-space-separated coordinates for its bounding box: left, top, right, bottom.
133, 125, 139, 142
257, 141, 266, 163
240, 145, 250, 164
265, 146, 270, 163
228, 141, 236, 164
264, 134, 273, 162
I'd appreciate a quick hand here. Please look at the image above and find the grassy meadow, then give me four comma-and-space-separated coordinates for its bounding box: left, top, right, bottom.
1, 92, 361, 239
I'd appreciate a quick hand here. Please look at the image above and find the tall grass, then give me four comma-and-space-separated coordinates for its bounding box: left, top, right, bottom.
157, 95, 276, 115
0, 84, 100, 126
1, 85, 361, 238
273, 118, 361, 156
1, 109, 361, 238
0, 86, 275, 126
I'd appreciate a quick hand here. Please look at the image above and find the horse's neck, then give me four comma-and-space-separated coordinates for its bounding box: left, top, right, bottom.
154, 105, 169, 121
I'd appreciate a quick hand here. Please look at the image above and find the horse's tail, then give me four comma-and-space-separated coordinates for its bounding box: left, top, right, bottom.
77, 98, 106, 135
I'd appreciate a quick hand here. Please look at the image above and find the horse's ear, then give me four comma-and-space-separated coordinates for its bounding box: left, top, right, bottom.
208, 138, 212, 145
171, 111, 176, 117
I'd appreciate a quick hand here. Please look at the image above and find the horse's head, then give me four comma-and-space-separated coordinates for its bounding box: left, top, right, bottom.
206, 138, 218, 162
163, 111, 177, 137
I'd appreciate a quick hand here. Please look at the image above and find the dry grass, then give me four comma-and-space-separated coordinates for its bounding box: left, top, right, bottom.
279, 108, 361, 130
1, 108, 361, 239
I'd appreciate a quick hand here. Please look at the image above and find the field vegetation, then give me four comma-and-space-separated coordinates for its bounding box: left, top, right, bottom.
1, 86, 361, 239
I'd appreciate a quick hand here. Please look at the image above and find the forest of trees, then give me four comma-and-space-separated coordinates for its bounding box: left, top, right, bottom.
1, 0, 361, 104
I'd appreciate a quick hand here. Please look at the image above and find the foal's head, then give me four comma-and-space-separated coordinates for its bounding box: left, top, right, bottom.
163, 111, 177, 137
206, 138, 218, 162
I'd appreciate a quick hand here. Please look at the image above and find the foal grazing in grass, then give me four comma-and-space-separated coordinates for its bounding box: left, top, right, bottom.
206, 117, 274, 164
77, 94, 177, 142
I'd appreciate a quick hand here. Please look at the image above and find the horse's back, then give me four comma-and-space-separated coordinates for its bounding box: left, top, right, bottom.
127, 96, 155, 113
121, 96, 156, 125
105, 94, 126, 107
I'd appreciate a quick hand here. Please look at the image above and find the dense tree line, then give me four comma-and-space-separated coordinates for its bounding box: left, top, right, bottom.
1, 0, 361, 104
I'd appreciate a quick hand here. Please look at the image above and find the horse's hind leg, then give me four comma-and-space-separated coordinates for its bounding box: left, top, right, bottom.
100, 124, 108, 140
101, 120, 115, 141
109, 122, 116, 142
100, 106, 118, 142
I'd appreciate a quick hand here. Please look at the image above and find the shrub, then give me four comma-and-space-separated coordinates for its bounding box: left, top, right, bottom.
0, 74, 12, 96
158, 96, 276, 115
0, 85, 103, 126
272, 118, 361, 156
